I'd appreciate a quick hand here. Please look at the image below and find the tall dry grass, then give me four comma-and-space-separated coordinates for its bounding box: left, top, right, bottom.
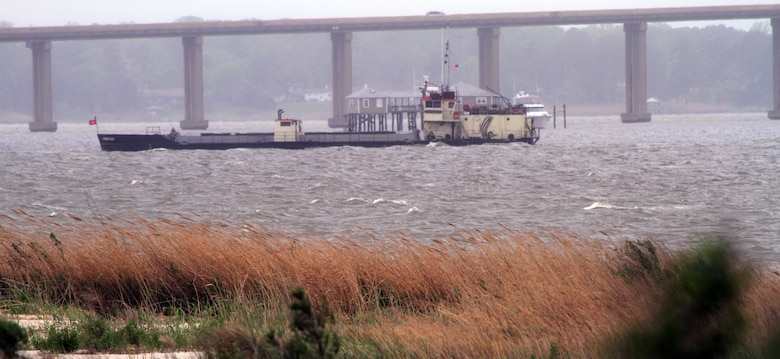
1, 212, 779, 357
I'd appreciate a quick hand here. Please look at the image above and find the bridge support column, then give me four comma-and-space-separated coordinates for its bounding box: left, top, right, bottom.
478, 27, 500, 92
330, 31, 352, 128
621, 23, 651, 123
27, 41, 57, 132
181, 36, 208, 130
769, 19, 780, 119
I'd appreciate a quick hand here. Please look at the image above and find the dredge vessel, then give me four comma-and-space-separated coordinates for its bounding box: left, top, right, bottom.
97, 83, 548, 151
419, 78, 546, 145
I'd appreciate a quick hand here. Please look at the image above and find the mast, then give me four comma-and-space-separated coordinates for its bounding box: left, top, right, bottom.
444, 39, 451, 88
441, 25, 452, 89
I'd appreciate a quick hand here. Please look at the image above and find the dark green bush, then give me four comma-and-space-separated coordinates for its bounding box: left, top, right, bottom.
606, 237, 749, 358
198, 287, 340, 359
78, 315, 116, 351
34, 324, 80, 353
0, 317, 28, 358
285, 287, 340, 358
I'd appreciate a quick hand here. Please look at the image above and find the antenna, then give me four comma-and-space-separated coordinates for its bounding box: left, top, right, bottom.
412, 66, 416, 90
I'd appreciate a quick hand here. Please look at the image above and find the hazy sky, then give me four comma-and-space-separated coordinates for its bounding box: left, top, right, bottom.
1, 0, 774, 28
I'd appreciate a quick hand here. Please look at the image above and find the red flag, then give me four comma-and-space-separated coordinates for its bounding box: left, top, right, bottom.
450, 64, 459, 71
89, 117, 97, 126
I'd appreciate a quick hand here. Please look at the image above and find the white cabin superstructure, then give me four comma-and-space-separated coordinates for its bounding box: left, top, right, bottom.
420, 78, 540, 144
274, 109, 303, 142
420, 81, 460, 141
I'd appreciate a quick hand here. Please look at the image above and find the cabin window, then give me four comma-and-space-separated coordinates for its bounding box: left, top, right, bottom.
363, 99, 369, 108
280, 121, 291, 127
448, 102, 455, 109
476, 97, 488, 105
376, 98, 383, 108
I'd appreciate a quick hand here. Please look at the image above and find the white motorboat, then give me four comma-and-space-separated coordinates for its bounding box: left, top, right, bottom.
513, 92, 551, 129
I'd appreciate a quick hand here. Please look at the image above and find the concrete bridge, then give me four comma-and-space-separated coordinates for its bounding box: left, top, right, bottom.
2, 4, 780, 131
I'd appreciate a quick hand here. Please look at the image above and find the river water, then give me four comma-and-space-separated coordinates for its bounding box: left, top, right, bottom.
1, 113, 778, 266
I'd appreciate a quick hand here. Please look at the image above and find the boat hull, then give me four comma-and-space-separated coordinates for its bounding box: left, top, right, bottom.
97, 131, 539, 151
620, 112, 652, 123
529, 114, 552, 129
98, 132, 423, 151
435, 136, 537, 146
620, 118, 652, 123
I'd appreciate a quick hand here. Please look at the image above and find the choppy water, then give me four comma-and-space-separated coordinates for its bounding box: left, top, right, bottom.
1, 113, 778, 266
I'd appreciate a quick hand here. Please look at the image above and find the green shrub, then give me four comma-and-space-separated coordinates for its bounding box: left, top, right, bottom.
198, 287, 341, 359
120, 318, 161, 348
285, 287, 341, 359
78, 315, 117, 351
0, 317, 28, 358
34, 323, 80, 353
606, 237, 748, 358
615, 239, 670, 283
28, 314, 165, 354
198, 322, 283, 359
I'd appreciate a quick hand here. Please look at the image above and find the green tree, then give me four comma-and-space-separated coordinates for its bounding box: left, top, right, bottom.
606, 237, 748, 358
285, 287, 340, 358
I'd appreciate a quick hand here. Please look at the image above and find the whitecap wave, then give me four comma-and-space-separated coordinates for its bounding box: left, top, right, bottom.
583, 202, 619, 210
130, 179, 144, 185
372, 198, 409, 205
271, 174, 294, 180
345, 197, 369, 203
407, 207, 421, 214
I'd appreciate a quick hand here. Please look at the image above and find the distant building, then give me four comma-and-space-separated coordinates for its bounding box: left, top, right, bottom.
452, 82, 503, 111
141, 88, 183, 110
342, 82, 501, 132
303, 88, 332, 102
647, 97, 662, 113
345, 86, 420, 132
346, 86, 386, 114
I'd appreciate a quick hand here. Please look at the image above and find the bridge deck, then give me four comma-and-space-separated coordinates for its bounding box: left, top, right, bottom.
1, 5, 779, 42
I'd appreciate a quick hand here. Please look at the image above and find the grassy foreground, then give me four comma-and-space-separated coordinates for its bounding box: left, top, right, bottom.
1, 213, 779, 357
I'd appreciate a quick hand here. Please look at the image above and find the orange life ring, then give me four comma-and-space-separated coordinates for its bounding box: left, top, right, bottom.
453, 111, 461, 119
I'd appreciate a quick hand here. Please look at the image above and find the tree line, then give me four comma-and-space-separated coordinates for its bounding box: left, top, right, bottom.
0, 18, 772, 118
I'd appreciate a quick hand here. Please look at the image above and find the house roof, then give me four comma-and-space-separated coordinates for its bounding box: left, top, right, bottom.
452, 82, 497, 97
346, 86, 383, 99
346, 82, 497, 99
347, 87, 419, 99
